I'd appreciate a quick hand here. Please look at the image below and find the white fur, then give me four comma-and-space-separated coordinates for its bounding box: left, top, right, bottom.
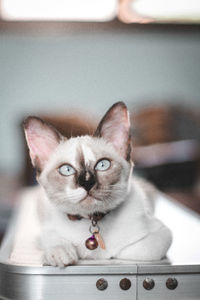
81, 142, 96, 164
10, 176, 172, 267
65, 186, 87, 204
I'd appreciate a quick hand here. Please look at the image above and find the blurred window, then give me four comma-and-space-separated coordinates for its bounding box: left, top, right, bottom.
1, 0, 117, 21
1, 0, 200, 23
119, 0, 200, 24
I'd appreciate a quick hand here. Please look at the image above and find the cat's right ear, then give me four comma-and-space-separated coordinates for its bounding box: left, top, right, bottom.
94, 102, 131, 161
23, 117, 64, 172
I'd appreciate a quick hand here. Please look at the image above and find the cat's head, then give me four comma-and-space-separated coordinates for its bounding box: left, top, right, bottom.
23, 102, 133, 216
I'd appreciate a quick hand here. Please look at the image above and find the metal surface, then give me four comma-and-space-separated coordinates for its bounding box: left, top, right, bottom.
0, 261, 200, 300
137, 264, 200, 274
0, 262, 138, 275
138, 274, 200, 300
0, 269, 137, 300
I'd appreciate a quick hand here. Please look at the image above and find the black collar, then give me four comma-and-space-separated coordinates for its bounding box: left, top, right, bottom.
67, 211, 107, 222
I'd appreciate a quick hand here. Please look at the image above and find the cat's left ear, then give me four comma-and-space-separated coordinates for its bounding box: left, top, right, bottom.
94, 102, 131, 161
23, 117, 64, 172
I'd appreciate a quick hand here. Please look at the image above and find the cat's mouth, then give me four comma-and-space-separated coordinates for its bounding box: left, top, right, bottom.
80, 195, 89, 202
80, 194, 102, 204
79, 195, 94, 206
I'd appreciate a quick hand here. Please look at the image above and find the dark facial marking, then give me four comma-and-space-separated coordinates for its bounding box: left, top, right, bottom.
34, 156, 42, 176
75, 145, 85, 169
126, 136, 132, 161
75, 144, 97, 191
78, 170, 96, 192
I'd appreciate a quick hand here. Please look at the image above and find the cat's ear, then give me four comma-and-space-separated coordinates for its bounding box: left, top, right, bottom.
94, 102, 131, 160
23, 117, 64, 172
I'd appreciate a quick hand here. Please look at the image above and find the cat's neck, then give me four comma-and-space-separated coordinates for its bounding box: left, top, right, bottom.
67, 211, 107, 222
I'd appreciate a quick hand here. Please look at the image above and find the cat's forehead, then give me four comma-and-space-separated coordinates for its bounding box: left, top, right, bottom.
80, 142, 96, 164
55, 136, 107, 167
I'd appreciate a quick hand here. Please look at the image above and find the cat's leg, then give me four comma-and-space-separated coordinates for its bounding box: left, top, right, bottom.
43, 243, 78, 267
116, 226, 172, 261
38, 231, 78, 267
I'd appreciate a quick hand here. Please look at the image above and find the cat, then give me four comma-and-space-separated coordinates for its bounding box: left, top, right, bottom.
22, 102, 172, 267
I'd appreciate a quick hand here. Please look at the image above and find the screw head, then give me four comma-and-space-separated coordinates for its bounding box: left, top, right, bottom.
143, 278, 155, 290
119, 278, 131, 290
166, 278, 178, 290
96, 278, 108, 291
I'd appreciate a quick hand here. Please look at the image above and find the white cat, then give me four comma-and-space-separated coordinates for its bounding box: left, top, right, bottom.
21, 102, 172, 267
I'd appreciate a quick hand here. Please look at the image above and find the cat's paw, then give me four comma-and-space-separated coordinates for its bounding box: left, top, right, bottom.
42, 244, 78, 267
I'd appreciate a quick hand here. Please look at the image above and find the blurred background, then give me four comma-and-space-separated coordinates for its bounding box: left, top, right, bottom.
0, 0, 200, 245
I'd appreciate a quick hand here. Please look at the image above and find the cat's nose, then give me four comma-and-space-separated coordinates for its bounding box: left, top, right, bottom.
78, 171, 96, 192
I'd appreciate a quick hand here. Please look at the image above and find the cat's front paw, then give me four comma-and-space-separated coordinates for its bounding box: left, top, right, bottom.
43, 244, 78, 267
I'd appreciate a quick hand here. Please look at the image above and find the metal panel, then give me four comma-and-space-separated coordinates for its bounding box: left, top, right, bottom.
137, 264, 200, 274
0, 262, 138, 275
0, 271, 137, 300
138, 274, 200, 300
0, 262, 200, 299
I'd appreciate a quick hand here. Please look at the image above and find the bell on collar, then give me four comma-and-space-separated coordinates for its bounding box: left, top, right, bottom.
85, 234, 98, 250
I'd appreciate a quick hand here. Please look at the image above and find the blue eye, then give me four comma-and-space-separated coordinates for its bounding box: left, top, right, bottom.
95, 159, 111, 171
59, 164, 76, 176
